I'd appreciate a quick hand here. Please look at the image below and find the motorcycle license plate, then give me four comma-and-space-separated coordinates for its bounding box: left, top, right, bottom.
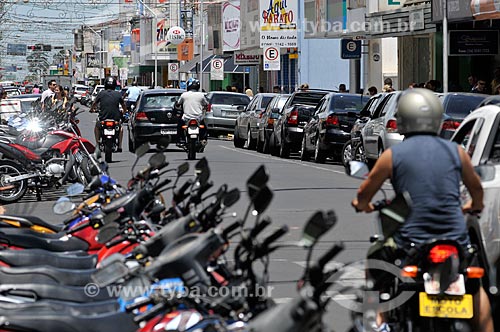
423, 273, 466, 295
419, 293, 473, 319
188, 127, 199, 135
160, 129, 176, 135
104, 129, 115, 136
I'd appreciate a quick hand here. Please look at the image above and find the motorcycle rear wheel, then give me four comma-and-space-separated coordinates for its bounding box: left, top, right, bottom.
104, 140, 113, 163
187, 140, 197, 160
0, 160, 28, 203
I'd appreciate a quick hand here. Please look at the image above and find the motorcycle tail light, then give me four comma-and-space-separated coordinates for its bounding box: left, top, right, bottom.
428, 244, 458, 263
401, 265, 418, 278
466, 267, 484, 279
188, 119, 198, 126
104, 121, 115, 127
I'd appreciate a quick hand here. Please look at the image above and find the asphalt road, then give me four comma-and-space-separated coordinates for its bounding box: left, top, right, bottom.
6, 107, 383, 332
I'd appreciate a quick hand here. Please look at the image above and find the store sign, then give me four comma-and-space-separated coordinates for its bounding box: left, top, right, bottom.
223, 1, 240, 51
263, 46, 280, 71
234, 50, 260, 65
167, 26, 186, 45
86, 53, 100, 68
168, 62, 180, 80
449, 30, 499, 56
211, 58, 224, 80
259, 0, 298, 48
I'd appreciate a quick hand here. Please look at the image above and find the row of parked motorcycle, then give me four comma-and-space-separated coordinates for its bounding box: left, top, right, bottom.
0, 137, 348, 331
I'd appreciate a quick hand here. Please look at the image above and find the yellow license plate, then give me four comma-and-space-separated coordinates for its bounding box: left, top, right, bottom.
419, 293, 473, 319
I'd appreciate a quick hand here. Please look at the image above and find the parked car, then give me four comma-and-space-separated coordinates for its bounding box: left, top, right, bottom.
233, 93, 276, 149
205, 92, 251, 134
361, 91, 404, 166
73, 84, 90, 102
449, 105, 500, 317
2, 86, 22, 97
300, 93, 369, 163
477, 95, 500, 108
127, 89, 184, 152
438, 92, 488, 139
272, 89, 332, 158
0, 94, 40, 123
257, 94, 291, 153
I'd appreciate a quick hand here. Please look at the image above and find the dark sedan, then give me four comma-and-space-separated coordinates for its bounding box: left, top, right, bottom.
301, 93, 369, 163
438, 92, 488, 139
127, 89, 184, 152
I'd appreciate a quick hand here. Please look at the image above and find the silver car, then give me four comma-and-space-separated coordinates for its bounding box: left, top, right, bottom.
361, 91, 404, 165
205, 92, 251, 133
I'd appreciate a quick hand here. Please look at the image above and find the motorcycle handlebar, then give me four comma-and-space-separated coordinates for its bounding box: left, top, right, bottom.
125, 296, 154, 312
260, 225, 289, 252
173, 179, 194, 203
250, 217, 272, 238
133, 302, 165, 324
318, 243, 345, 269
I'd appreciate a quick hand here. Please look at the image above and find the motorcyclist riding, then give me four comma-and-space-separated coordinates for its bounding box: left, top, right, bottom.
351, 88, 493, 332
89, 76, 127, 152
175, 78, 208, 145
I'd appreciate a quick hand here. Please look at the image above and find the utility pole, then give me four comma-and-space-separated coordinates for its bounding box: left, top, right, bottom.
136, 0, 158, 88
84, 25, 104, 84
443, 0, 448, 93
199, 0, 204, 89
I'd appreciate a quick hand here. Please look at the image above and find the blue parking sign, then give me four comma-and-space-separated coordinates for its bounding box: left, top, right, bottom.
341, 39, 361, 59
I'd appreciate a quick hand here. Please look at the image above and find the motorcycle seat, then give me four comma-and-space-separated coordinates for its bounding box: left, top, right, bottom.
0, 299, 119, 316
0, 310, 137, 332
0, 248, 96, 269
0, 228, 88, 252
0, 266, 96, 286
0, 215, 63, 232
0, 283, 115, 303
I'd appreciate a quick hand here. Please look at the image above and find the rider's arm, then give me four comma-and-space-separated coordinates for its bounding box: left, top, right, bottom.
458, 147, 484, 212
353, 149, 393, 212
120, 98, 128, 115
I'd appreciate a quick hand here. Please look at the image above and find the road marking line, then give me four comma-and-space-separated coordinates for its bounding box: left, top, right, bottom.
218, 145, 346, 175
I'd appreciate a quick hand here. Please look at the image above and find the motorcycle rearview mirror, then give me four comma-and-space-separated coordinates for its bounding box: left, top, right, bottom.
66, 183, 85, 196
300, 210, 337, 248
247, 165, 269, 199
253, 186, 273, 215
148, 153, 166, 170
195, 158, 210, 186
135, 142, 150, 158
346, 161, 369, 179
222, 188, 240, 208
474, 165, 496, 182
53, 197, 75, 215
177, 162, 189, 177
96, 222, 120, 244
195, 157, 208, 175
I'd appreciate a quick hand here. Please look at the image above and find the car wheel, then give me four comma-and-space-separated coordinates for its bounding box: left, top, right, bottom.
279, 136, 290, 159
256, 133, 264, 153
270, 134, 279, 156
314, 136, 326, 164
246, 127, 257, 150
233, 126, 245, 148
354, 142, 367, 163
341, 140, 353, 167
300, 135, 310, 161
128, 134, 135, 153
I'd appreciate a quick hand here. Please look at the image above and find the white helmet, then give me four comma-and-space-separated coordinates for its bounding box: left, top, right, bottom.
396, 88, 443, 135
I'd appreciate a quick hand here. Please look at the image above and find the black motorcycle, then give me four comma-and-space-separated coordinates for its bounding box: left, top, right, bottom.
179, 119, 205, 160
99, 119, 120, 163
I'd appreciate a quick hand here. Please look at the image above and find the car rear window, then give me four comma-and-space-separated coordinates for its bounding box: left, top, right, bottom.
329, 95, 369, 112
261, 96, 273, 109
142, 94, 181, 108
210, 94, 250, 105
445, 95, 486, 118
290, 92, 327, 106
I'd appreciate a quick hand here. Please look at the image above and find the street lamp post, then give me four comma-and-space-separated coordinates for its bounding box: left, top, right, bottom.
199, 0, 204, 89
136, 0, 158, 88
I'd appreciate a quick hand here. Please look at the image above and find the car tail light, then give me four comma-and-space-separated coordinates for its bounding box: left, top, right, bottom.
428, 244, 458, 264
326, 115, 339, 126
206, 104, 212, 113
135, 112, 148, 121
188, 119, 198, 126
287, 109, 298, 125
386, 119, 398, 133
442, 120, 461, 131
259, 112, 264, 119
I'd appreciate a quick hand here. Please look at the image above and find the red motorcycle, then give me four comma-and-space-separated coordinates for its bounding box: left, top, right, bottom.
0, 125, 95, 203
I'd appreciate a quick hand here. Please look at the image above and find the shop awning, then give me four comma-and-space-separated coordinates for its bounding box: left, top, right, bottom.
179, 54, 249, 74
471, 0, 500, 20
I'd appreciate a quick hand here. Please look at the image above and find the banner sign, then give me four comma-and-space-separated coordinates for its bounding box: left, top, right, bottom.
211, 58, 224, 80
168, 62, 180, 80
234, 50, 260, 65
263, 46, 280, 71
223, 1, 241, 51
259, 0, 298, 48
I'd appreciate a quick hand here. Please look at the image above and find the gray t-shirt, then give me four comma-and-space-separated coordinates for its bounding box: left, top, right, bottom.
178, 91, 208, 121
